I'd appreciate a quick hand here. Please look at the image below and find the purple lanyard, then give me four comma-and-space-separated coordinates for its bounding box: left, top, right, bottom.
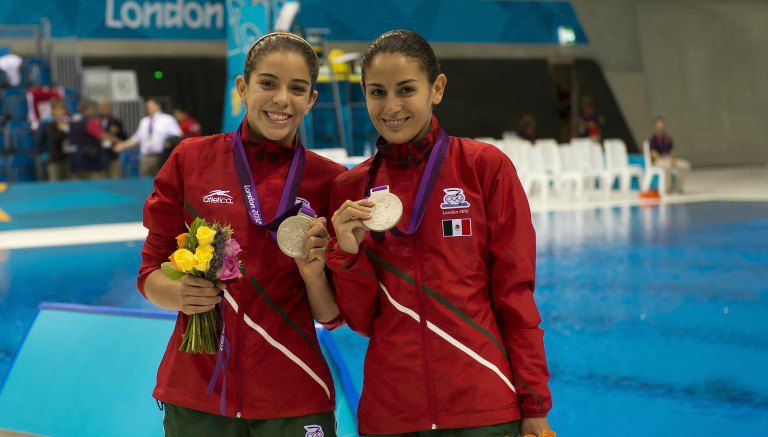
364, 127, 450, 237
231, 128, 305, 240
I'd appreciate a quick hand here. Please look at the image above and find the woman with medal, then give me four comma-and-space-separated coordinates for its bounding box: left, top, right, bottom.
138, 32, 346, 435
327, 31, 553, 436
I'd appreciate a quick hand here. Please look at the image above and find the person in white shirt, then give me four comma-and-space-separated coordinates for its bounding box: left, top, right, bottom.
115, 99, 182, 176
0, 48, 22, 86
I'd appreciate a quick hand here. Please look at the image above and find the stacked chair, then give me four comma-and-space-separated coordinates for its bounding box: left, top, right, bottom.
476, 134, 649, 202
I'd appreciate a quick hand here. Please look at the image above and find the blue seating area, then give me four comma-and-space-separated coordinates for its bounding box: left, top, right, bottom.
0, 55, 81, 183
24, 57, 52, 87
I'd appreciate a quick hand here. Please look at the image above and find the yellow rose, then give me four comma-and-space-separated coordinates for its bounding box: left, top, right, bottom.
194, 245, 214, 272
169, 249, 196, 273
196, 226, 216, 246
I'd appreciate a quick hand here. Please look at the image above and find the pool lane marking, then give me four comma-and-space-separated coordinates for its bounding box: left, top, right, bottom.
0, 222, 146, 250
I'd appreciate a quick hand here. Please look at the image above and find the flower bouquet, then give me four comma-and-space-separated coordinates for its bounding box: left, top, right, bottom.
522, 431, 556, 437
162, 217, 243, 354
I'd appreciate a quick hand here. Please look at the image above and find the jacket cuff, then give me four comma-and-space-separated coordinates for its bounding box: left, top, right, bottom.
521, 409, 549, 419
317, 313, 345, 331
137, 265, 162, 298
520, 400, 551, 418
326, 238, 364, 272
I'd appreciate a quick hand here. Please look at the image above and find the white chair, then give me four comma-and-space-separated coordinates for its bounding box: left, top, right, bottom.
503, 138, 529, 170
344, 156, 368, 167
641, 140, 666, 195
535, 139, 582, 197
474, 137, 497, 144
524, 145, 555, 201
604, 138, 643, 193
570, 138, 606, 193
313, 147, 348, 163
535, 139, 560, 174
501, 131, 519, 142
590, 143, 620, 194
558, 145, 586, 198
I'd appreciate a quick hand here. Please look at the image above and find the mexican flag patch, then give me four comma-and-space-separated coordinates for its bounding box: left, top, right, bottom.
442, 218, 471, 237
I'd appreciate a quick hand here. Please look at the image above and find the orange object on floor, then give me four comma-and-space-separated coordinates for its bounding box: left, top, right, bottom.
640, 190, 660, 199
0, 208, 10, 222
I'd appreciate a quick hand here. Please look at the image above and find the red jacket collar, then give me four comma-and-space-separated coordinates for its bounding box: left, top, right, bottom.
239, 119, 297, 162
376, 115, 439, 168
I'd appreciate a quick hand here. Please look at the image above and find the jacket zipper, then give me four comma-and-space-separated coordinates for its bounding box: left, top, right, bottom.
413, 231, 438, 430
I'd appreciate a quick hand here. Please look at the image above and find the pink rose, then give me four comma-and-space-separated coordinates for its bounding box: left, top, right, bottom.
223, 238, 242, 257
217, 256, 241, 281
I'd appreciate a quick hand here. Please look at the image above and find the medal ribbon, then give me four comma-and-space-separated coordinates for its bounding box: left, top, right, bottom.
300, 203, 317, 218
212, 126, 306, 416
364, 127, 450, 238
231, 127, 305, 240
208, 300, 231, 415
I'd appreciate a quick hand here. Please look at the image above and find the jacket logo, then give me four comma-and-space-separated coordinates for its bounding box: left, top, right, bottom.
203, 189, 234, 205
304, 425, 324, 437
440, 188, 470, 210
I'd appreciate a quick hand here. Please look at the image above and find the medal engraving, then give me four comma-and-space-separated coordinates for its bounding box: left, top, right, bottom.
363, 187, 403, 232
277, 213, 313, 257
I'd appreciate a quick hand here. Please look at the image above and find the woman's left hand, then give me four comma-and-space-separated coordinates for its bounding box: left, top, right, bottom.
294, 217, 330, 279
520, 417, 552, 436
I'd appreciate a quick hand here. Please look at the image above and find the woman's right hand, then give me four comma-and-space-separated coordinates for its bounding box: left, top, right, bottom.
176, 275, 223, 315
331, 199, 375, 254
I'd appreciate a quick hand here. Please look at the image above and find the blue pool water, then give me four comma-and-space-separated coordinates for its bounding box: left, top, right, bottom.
0, 178, 152, 230
1, 199, 767, 435
316, 201, 768, 434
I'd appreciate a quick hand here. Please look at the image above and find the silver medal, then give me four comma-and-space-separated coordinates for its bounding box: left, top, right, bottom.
277, 212, 313, 258
363, 187, 403, 232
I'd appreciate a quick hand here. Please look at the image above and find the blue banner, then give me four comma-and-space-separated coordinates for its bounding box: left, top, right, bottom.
0, 0, 226, 40
294, 0, 587, 44
0, 1, 585, 43
221, 0, 270, 133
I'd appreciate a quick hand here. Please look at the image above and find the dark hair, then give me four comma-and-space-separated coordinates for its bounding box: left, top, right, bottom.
518, 115, 536, 131
243, 32, 319, 87
361, 30, 441, 83
77, 100, 93, 113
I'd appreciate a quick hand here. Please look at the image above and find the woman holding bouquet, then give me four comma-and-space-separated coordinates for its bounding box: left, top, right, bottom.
327, 31, 553, 436
138, 32, 346, 436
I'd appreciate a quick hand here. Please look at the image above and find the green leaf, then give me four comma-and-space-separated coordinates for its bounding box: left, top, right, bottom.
183, 217, 208, 251
161, 262, 185, 280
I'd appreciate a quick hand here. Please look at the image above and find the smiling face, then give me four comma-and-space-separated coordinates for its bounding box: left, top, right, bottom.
236, 51, 318, 144
363, 53, 446, 144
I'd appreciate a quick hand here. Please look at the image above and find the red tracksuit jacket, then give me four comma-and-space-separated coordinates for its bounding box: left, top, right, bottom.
138, 121, 346, 418
327, 117, 552, 434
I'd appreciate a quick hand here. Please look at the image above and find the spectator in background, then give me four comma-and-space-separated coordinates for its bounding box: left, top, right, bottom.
0, 47, 22, 87
649, 116, 691, 193
88, 99, 127, 178
516, 114, 537, 142
27, 85, 61, 130
114, 99, 182, 177
44, 101, 70, 181
69, 101, 107, 179
578, 95, 603, 141
172, 107, 202, 138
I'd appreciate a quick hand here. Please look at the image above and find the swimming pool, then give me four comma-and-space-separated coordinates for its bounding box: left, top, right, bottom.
1, 200, 767, 435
